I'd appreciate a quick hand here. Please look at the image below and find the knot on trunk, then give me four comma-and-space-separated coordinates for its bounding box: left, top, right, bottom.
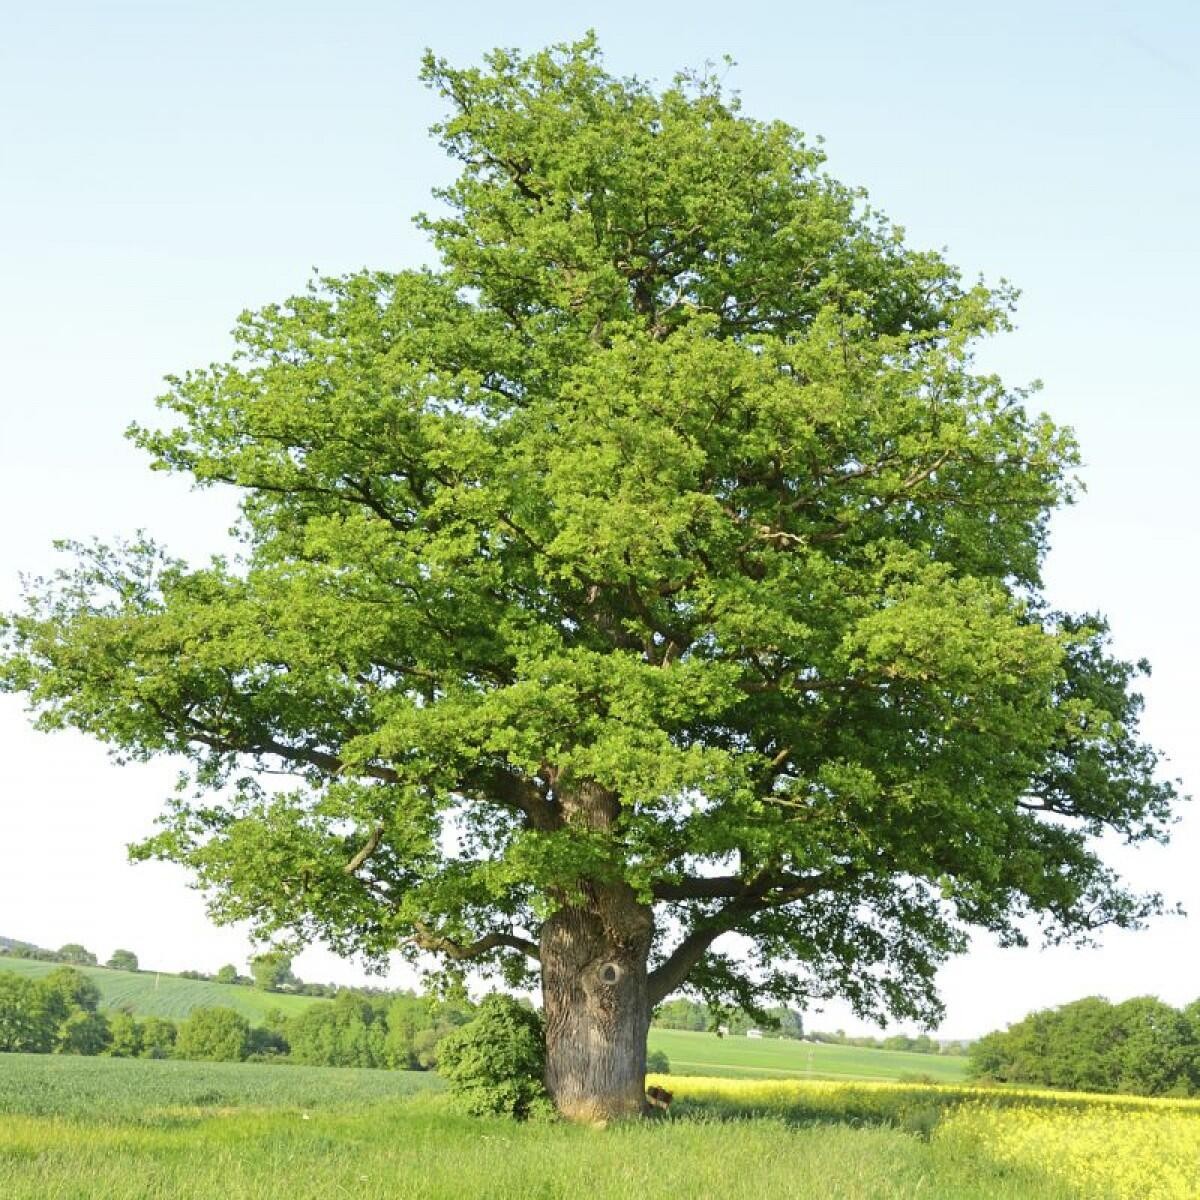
581, 958, 628, 1018
597, 960, 622, 985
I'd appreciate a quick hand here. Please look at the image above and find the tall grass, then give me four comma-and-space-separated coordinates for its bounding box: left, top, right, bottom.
4, 1055, 1195, 1198
0, 1092, 1076, 1200
0, 1055, 1081, 1199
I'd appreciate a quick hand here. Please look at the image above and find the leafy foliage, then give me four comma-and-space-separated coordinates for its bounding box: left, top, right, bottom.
645, 1048, 670, 1074
0, 973, 53, 1053
174, 1006, 251, 1062
0, 967, 107, 1055
436, 994, 553, 1119
249, 949, 296, 992
0, 36, 1181, 1032
139, 1016, 177, 1059
105, 1012, 142, 1060
106, 949, 139, 972
969, 996, 1200, 1096
57, 945, 97, 967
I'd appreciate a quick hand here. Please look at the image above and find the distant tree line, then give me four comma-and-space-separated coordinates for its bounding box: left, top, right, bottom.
652, 998, 805, 1038
807, 1029, 968, 1056
969, 996, 1200, 1097
0, 965, 474, 1069
651, 998, 963, 1054
179, 951, 346, 996
2, 938, 354, 998
0, 940, 138, 971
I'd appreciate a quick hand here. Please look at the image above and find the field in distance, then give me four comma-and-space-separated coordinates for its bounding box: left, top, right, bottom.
647, 1027, 968, 1083
0, 957, 317, 1022
1, 956, 969, 1083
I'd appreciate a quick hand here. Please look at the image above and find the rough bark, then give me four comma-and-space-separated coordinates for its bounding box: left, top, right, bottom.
540, 882, 654, 1123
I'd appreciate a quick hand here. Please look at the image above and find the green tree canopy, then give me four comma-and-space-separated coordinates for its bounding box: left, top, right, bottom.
0, 36, 1180, 1119
56, 944, 97, 967
968, 995, 1199, 1097
138, 1016, 177, 1059
286, 991, 387, 1068
106, 949, 139, 972
38, 967, 102, 1023
249, 949, 296, 992
106, 1010, 143, 1057
174, 1007, 250, 1062
0, 968, 108, 1056
0, 974, 52, 1053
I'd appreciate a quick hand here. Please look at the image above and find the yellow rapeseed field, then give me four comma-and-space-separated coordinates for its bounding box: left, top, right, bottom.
651, 1075, 1200, 1200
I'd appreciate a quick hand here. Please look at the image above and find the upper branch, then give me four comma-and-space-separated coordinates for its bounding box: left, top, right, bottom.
344, 822, 385, 874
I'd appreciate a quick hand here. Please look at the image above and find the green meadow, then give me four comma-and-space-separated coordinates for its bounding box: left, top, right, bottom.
0, 1054, 1078, 1200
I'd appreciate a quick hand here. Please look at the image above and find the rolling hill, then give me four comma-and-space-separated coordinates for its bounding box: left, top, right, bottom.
0, 957, 319, 1022
646, 1027, 969, 1082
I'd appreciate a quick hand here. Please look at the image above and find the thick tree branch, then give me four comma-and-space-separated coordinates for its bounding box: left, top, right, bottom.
646, 897, 759, 1005
647, 871, 834, 1003
181, 721, 401, 785
652, 875, 750, 901
652, 870, 826, 902
411, 921, 541, 962
460, 764, 561, 830
179, 707, 555, 829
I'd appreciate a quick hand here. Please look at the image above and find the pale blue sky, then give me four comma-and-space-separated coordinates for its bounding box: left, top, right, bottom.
1, 1, 1197, 1036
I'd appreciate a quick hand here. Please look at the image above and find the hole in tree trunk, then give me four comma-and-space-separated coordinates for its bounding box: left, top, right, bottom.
598, 961, 621, 984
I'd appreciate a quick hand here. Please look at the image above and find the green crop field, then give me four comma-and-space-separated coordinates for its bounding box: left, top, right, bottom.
647, 1028, 969, 1082
0, 959, 318, 1021
0, 1053, 1117, 1200
0, 1053, 438, 1119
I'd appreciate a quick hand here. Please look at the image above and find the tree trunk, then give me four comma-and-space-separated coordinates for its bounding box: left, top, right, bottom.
540, 883, 654, 1123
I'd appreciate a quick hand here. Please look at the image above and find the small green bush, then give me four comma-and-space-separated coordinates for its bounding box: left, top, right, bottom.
175, 1007, 250, 1062
646, 1048, 670, 1074
436, 994, 553, 1120
139, 1017, 177, 1059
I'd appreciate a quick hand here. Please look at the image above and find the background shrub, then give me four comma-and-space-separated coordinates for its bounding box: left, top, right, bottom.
175, 1007, 250, 1062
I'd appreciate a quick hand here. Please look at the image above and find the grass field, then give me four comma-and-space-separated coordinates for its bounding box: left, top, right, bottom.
4, 1054, 1196, 1198
0, 958, 318, 1021
0, 1053, 1119, 1199
646, 1027, 968, 1082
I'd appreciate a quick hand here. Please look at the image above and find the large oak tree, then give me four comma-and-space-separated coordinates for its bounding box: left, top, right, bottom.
1, 38, 1180, 1120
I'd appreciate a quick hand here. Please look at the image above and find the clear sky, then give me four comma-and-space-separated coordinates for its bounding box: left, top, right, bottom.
1, 0, 1196, 1038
